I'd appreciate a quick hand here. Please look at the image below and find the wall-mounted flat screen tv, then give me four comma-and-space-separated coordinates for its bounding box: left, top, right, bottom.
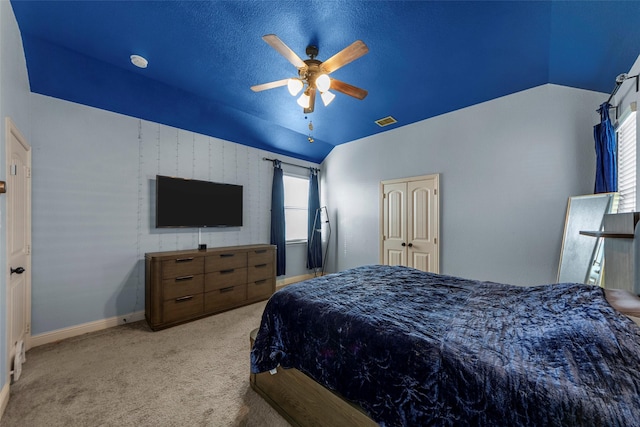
156, 175, 243, 228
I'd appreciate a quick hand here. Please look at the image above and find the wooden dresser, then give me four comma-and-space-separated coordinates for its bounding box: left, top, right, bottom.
145, 244, 276, 331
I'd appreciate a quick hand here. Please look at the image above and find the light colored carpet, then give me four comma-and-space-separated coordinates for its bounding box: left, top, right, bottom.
0, 301, 290, 427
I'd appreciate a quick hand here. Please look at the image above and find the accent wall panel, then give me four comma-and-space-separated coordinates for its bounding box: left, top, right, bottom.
29, 94, 318, 335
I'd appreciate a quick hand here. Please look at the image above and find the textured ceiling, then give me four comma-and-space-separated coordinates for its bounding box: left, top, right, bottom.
10, 1, 640, 163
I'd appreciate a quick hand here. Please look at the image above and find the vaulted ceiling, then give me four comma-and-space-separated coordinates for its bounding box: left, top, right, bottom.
10, 1, 640, 163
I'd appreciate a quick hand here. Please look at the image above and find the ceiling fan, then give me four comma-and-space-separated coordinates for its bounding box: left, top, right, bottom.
251, 34, 369, 113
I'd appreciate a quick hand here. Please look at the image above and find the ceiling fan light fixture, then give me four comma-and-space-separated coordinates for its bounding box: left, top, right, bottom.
252, 35, 369, 112
287, 78, 303, 96
297, 91, 311, 109
315, 74, 331, 92
321, 90, 336, 106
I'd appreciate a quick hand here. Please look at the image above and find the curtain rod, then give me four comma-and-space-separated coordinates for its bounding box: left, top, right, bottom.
263, 157, 320, 173
600, 74, 639, 113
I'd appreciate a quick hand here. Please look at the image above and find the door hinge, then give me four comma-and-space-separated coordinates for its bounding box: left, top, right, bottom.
434, 189, 437, 195
26, 167, 31, 178
434, 237, 438, 244
26, 245, 31, 255
10, 164, 17, 176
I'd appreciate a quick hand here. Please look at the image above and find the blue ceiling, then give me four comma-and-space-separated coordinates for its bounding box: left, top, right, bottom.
10, 1, 640, 163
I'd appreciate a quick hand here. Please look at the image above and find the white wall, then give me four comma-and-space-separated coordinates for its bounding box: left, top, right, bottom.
0, 0, 32, 395
321, 84, 605, 286
28, 94, 318, 335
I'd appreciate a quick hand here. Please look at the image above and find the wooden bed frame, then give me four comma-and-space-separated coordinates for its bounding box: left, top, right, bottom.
249, 329, 378, 427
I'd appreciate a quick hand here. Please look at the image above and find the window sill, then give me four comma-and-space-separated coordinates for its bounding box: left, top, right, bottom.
286, 240, 308, 245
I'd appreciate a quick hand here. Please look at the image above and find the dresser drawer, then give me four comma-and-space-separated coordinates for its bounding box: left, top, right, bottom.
162, 293, 204, 324
161, 256, 204, 279
147, 245, 274, 331
248, 262, 274, 282
248, 248, 274, 265
163, 274, 204, 300
248, 278, 274, 300
204, 284, 247, 313
205, 251, 247, 272
205, 268, 247, 292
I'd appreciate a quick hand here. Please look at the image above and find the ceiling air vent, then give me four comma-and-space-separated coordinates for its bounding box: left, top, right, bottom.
375, 116, 397, 127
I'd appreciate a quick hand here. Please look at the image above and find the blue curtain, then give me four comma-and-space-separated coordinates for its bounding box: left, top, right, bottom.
270, 161, 286, 276
594, 102, 617, 193
307, 169, 322, 269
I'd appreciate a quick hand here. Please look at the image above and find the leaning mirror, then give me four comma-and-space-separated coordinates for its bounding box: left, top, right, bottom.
557, 193, 619, 285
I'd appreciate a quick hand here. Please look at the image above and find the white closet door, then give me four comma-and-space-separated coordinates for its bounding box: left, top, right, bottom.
381, 175, 439, 273
382, 182, 407, 267
407, 178, 438, 273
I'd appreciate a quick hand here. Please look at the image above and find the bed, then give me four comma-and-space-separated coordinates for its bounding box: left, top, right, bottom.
250, 265, 640, 426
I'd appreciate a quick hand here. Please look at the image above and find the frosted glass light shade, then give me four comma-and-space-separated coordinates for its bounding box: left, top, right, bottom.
287, 79, 303, 96
316, 74, 331, 92
321, 90, 336, 106
297, 92, 310, 109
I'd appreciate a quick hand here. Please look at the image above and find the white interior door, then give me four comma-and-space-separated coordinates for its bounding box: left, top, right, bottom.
381, 174, 439, 273
382, 182, 407, 266
407, 177, 439, 273
6, 117, 31, 382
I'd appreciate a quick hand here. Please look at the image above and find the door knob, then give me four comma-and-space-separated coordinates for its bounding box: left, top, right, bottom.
10, 267, 25, 275
407, 243, 413, 247
401, 242, 406, 247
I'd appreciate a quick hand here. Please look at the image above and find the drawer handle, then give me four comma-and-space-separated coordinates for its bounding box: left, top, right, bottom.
175, 275, 194, 282
175, 296, 194, 302
220, 253, 235, 258
255, 263, 267, 268
175, 257, 194, 263
220, 286, 235, 293
254, 279, 267, 285
220, 269, 235, 274
254, 249, 267, 254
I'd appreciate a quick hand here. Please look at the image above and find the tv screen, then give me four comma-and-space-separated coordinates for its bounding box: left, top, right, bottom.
156, 175, 243, 228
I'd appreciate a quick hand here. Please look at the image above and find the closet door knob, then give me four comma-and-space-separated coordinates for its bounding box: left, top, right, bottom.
401, 243, 406, 247
407, 243, 413, 248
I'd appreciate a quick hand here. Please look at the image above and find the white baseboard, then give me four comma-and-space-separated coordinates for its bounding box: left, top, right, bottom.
276, 272, 325, 289
0, 381, 9, 421
29, 310, 146, 349
29, 274, 324, 348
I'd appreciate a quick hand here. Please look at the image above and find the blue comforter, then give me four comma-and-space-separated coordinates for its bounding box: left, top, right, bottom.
250, 265, 640, 426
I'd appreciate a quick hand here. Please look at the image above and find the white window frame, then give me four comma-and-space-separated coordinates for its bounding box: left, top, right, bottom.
616, 102, 637, 213
283, 173, 309, 244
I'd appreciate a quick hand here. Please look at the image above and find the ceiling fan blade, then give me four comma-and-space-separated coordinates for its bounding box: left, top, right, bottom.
262, 34, 306, 69
304, 88, 316, 113
251, 79, 289, 92
321, 40, 369, 74
330, 79, 368, 100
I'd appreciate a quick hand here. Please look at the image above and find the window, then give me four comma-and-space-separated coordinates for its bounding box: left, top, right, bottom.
617, 106, 637, 213
283, 174, 309, 242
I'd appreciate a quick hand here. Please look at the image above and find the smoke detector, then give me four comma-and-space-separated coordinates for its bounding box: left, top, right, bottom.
130, 54, 148, 69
